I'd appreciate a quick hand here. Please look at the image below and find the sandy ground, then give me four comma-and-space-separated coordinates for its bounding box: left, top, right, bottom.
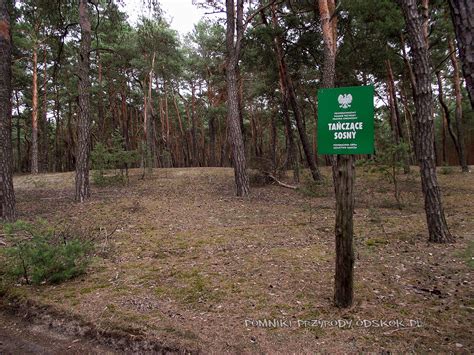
1, 167, 473, 353
0, 311, 112, 354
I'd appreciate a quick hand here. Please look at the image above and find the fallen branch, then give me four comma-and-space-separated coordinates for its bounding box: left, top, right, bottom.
265, 173, 298, 190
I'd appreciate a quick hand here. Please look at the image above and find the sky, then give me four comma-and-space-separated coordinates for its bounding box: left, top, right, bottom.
121, 0, 221, 37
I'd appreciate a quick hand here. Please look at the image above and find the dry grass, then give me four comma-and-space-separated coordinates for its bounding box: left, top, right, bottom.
3, 166, 473, 353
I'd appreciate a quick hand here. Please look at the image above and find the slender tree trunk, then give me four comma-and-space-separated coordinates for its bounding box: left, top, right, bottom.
436, 70, 463, 169
288, 81, 321, 181
250, 106, 258, 157
163, 79, 170, 149
259, 9, 297, 181
448, 0, 474, 109
172, 93, 187, 166
199, 112, 206, 166
400, 0, 454, 243
14, 91, 21, 172
334, 154, 355, 307
0, 0, 16, 220
191, 83, 198, 166
31, 45, 39, 174
225, 0, 249, 196
386, 61, 401, 144
41, 46, 49, 172
97, 51, 104, 142
270, 108, 277, 173
280, 77, 299, 183
284, 114, 300, 183
75, 0, 92, 202
67, 98, 74, 171
269, 5, 320, 182
209, 114, 217, 167
435, 72, 448, 164
319, 0, 337, 181
121, 90, 129, 152
319, 0, 355, 308
142, 53, 155, 174
449, 39, 469, 172
400, 82, 417, 163
207, 75, 218, 167
312, 101, 317, 160
386, 59, 410, 173
54, 87, 61, 172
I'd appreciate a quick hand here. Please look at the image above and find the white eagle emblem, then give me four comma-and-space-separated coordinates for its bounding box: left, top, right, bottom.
338, 94, 352, 109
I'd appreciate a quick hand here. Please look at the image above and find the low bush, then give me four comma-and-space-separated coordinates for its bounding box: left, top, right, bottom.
440, 165, 454, 175
0, 220, 92, 285
91, 130, 140, 186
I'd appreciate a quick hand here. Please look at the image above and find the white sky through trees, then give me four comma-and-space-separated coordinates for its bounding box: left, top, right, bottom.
120, 0, 219, 36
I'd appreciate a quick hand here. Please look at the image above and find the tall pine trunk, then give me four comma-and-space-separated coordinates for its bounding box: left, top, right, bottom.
40, 46, 49, 172
435, 71, 449, 164
449, 39, 469, 172
448, 0, 474, 109
31, 45, 39, 174
270, 5, 320, 182
191, 83, 198, 166
400, 0, 453, 243
75, 0, 92, 202
0, 0, 16, 220
225, 0, 249, 196
386, 59, 410, 173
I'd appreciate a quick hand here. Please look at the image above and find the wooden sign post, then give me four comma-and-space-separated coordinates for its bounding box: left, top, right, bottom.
318, 85, 374, 307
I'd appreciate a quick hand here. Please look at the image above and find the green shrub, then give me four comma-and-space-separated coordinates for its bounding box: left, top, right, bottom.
91, 130, 140, 186
457, 241, 474, 269
440, 165, 453, 175
359, 123, 410, 208
298, 179, 329, 198
0, 220, 92, 285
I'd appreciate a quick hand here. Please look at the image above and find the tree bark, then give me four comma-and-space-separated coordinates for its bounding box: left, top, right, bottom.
259, 9, 297, 181
270, 107, 277, 173
435, 71, 448, 164
400, 81, 417, 163
318, 0, 355, 308
334, 154, 355, 308
191, 83, 198, 166
31, 45, 39, 174
14, 91, 21, 172
66, 98, 75, 171
225, 0, 249, 196
40, 46, 49, 172
400, 0, 454, 243
0, 0, 16, 220
209, 114, 217, 167
97, 51, 105, 142
269, 5, 320, 182
448, 0, 474, 109
386, 59, 410, 173
436, 70, 465, 171
318, 0, 337, 185
449, 39, 469, 172
75, 0, 92, 202
142, 53, 155, 174
172, 93, 188, 166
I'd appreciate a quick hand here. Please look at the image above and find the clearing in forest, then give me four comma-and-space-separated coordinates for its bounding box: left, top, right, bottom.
1, 167, 473, 353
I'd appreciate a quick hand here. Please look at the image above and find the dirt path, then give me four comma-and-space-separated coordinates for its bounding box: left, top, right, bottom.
0, 311, 113, 354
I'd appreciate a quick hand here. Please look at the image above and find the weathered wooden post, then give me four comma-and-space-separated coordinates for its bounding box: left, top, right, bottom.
318, 85, 374, 307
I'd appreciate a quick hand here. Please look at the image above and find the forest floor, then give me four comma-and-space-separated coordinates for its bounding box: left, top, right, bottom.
1, 166, 473, 353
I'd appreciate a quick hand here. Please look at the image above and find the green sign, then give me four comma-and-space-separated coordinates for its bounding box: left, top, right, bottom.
317, 85, 374, 154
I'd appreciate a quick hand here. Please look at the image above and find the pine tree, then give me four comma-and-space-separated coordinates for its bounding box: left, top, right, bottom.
0, 0, 16, 220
